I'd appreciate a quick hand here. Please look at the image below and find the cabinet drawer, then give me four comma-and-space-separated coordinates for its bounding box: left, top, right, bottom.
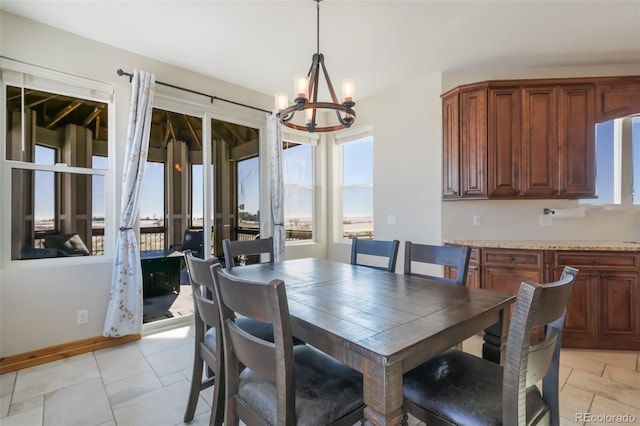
470, 248, 480, 263
555, 252, 640, 270
482, 249, 543, 268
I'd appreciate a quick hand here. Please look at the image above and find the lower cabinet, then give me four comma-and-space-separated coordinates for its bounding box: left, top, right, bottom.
446, 246, 640, 350
481, 249, 547, 344
555, 252, 640, 350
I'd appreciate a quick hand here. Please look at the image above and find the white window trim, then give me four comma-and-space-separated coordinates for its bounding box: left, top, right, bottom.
282, 137, 317, 245
333, 126, 374, 242
1, 60, 115, 268
581, 116, 639, 210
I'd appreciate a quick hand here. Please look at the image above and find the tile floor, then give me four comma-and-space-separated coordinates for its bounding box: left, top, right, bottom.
1, 322, 638, 426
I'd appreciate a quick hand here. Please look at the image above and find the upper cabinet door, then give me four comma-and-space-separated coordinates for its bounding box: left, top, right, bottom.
488, 87, 521, 197
460, 88, 487, 198
521, 86, 558, 197
442, 92, 460, 199
596, 78, 640, 122
558, 84, 596, 197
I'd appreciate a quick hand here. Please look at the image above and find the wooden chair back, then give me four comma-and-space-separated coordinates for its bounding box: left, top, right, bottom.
184, 251, 220, 331
404, 241, 471, 285
503, 266, 578, 426
222, 237, 274, 268
212, 267, 295, 425
183, 251, 224, 425
350, 237, 400, 272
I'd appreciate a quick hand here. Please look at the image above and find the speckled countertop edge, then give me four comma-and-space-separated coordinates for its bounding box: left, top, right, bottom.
443, 240, 640, 251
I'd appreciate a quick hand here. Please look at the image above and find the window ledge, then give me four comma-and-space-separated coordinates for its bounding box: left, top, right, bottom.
581, 204, 640, 212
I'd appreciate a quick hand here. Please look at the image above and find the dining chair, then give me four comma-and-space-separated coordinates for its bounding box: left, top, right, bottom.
350, 236, 400, 272
403, 241, 471, 285
182, 251, 281, 426
402, 266, 578, 426
211, 266, 365, 426
222, 236, 274, 269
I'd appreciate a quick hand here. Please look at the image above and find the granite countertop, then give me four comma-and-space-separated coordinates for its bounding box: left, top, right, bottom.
444, 240, 640, 251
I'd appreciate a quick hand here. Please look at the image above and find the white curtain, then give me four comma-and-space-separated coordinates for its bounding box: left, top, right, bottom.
267, 111, 286, 262
104, 70, 156, 337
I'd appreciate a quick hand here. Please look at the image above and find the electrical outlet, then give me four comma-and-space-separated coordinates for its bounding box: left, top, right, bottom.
539, 215, 552, 227
77, 309, 89, 325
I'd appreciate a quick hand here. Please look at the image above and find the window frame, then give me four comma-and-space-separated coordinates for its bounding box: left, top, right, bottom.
1, 58, 115, 267
282, 138, 317, 243
333, 125, 374, 242
580, 115, 639, 209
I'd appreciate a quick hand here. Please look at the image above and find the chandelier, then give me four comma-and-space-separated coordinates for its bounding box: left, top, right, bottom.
275, 0, 356, 133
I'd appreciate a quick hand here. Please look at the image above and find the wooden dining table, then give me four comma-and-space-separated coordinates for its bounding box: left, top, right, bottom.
226, 258, 515, 426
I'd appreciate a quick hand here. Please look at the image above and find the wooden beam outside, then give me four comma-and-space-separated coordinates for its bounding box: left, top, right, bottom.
83, 104, 105, 126
45, 101, 82, 129
183, 115, 201, 150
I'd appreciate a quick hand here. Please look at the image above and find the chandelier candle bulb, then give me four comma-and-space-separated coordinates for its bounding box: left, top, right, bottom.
294, 74, 309, 100
275, 92, 289, 111
342, 79, 355, 103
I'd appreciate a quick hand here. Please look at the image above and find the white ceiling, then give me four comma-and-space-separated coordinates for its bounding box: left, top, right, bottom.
2, 1, 639, 100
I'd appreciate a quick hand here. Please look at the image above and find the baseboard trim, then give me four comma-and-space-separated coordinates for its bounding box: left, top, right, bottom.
0, 334, 141, 374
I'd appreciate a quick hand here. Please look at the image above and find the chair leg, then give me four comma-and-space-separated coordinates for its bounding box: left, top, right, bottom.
209, 363, 224, 426
184, 356, 204, 423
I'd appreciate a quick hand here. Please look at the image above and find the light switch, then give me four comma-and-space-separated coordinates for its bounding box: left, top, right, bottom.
387, 215, 396, 225
473, 215, 482, 226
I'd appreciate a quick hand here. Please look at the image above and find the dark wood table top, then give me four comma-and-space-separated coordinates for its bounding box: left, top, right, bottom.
227, 257, 515, 371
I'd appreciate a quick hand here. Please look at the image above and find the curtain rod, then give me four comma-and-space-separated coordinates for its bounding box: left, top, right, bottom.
116, 69, 271, 114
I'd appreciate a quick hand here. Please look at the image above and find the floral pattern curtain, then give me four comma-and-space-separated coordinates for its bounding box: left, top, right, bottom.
267, 111, 286, 262
103, 70, 155, 337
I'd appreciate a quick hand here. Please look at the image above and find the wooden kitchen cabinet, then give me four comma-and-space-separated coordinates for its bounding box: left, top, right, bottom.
444, 248, 480, 289
442, 92, 460, 198
520, 86, 558, 197
555, 251, 640, 350
558, 84, 596, 197
596, 76, 640, 122
442, 75, 640, 201
483, 248, 548, 344
459, 88, 488, 198
446, 244, 640, 350
487, 87, 521, 197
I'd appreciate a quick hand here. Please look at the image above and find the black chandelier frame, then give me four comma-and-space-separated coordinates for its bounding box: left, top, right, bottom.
277, 0, 356, 133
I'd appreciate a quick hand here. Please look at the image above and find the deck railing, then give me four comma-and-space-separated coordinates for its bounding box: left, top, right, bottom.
36, 225, 371, 257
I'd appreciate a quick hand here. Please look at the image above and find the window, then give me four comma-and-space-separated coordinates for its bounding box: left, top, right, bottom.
34, 145, 56, 232
580, 116, 638, 206
283, 140, 314, 241
2, 63, 113, 261
337, 133, 374, 239
191, 163, 204, 228
237, 156, 260, 237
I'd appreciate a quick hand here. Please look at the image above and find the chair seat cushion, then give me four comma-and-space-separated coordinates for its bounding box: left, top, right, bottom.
237, 345, 364, 426
403, 350, 548, 426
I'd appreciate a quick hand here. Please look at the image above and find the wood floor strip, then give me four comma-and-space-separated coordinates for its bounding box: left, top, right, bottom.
0, 334, 141, 374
